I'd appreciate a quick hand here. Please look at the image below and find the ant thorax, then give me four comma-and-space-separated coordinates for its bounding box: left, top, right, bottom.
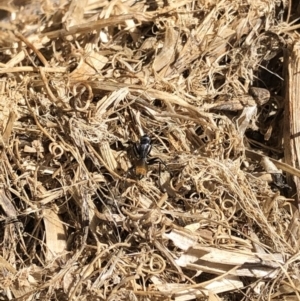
134, 135, 152, 159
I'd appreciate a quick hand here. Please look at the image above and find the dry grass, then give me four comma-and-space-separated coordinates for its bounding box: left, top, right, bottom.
0, 0, 300, 300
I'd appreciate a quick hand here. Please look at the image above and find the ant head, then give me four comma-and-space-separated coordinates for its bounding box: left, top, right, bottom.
140, 134, 151, 145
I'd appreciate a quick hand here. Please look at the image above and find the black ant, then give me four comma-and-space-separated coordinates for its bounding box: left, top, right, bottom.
132, 134, 166, 178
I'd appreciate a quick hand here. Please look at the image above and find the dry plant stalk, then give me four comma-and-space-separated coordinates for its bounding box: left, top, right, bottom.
0, 0, 299, 301
284, 42, 300, 208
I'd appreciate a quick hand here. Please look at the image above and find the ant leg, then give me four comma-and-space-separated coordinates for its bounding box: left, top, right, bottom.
147, 157, 167, 168
147, 157, 168, 189
125, 164, 135, 179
